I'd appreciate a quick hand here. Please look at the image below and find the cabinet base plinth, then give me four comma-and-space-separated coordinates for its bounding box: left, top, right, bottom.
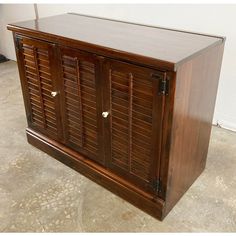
26, 128, 166, 220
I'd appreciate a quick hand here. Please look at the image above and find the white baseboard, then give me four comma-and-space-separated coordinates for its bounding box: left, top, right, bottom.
215, 120, 236, 132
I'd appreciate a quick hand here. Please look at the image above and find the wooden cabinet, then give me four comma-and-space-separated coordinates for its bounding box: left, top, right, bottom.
8, 13, 225, 220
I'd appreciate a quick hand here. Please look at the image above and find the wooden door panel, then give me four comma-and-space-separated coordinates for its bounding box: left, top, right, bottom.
59, 47, 103, 164
104, 60, 165, 192
16, 36, 62, 140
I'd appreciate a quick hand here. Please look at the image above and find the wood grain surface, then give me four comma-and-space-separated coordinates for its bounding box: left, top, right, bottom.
8, 13, 224, 70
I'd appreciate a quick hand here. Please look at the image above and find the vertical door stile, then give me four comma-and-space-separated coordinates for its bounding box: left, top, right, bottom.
153, 72, 169, 196
102, 64, 112, 167
15, 36, 33, 123
150, 74, 165, 193
92, 55, 105, 165
74, 57, 84, 148
108, 68, 113, 155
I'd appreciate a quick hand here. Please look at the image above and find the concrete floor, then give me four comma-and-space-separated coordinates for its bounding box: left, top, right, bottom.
0, 60, 236, 232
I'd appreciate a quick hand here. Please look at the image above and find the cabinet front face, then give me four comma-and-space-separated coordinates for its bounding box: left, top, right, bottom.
16, 36, 62, 140
103, 60, 165, 193
59, 47, 103, 164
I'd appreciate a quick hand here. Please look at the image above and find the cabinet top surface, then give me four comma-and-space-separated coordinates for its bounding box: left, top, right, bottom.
8, 13, 224, 66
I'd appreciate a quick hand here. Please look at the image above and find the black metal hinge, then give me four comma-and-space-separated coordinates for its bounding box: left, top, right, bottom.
151, 73, 169, 96
153, 179, 162, 193
158, 75, 169, 96
15, 36, 21, 50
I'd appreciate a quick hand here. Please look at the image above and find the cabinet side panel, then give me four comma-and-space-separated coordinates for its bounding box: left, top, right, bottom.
164, 43, 225, 216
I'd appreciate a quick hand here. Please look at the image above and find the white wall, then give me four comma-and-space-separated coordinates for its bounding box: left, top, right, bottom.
0, 4, 35, 60
1, 4, 236, 131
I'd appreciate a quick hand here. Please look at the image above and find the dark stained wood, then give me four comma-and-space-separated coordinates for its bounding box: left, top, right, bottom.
7, 13, 224, 71
128, 72, 133, 174
15, 35, 63, 140
158, 71, 176, 200
8, 14, 225, 220
58, 46, 104, 165
162, 42, 225, 217
103, 60, 165, 194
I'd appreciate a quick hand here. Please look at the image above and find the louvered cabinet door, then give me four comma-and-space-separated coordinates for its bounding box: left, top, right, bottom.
16, 36, 62, 140
59, 47, 103, 164
103, 60, 165, 193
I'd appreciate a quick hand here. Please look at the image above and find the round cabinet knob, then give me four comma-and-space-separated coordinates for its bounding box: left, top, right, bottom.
102, 111, 109, 118
51, 91, 58, 97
